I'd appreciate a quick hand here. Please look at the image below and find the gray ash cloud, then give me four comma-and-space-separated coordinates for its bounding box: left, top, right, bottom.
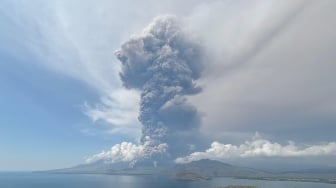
115, 15, 204, 159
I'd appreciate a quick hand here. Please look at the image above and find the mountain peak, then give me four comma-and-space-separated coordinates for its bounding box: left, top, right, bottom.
185, 159, 233, 168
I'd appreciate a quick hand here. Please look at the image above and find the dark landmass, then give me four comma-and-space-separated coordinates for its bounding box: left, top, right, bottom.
173, 159, 270, 179
173, 172, 211, 181
43, 160, 162, 175
212, 186, 256, 188
43, 159, 336, 184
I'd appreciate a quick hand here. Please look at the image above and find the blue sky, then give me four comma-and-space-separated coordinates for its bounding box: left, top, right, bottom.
1, 0, 336, 171
0, 0, 138, 170
0, 40, 122, 170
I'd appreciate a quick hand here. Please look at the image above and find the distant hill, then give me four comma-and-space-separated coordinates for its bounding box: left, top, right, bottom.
173, 159, 336, 183
43, 159, 336, 184
46, 159, 268, 177
173, 159, 270, 179
46, 160, 160, 175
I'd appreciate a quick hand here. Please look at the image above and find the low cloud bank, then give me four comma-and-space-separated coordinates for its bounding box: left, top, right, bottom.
175, 136, 336, 163
86, 136, 168, 167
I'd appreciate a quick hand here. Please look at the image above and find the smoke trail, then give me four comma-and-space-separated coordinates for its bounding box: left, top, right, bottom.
115, 15, 203, 160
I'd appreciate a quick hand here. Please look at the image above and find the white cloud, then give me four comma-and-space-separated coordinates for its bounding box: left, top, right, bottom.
0, 0, 208, 93
175, 135, 336, 163
1, 0, 142, 136
84, 88, 141, 138
86, 137, 168, 166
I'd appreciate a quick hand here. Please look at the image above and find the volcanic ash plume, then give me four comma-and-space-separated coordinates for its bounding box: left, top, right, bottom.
115, 15, 204, 160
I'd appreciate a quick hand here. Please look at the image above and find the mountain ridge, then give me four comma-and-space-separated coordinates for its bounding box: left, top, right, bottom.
42, 159, 336, 184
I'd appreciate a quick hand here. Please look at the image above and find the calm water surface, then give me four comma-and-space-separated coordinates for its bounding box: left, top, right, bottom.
0, 172, 334, 188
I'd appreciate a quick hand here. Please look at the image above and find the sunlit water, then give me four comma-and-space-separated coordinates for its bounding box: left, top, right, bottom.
0, 172, 334, 188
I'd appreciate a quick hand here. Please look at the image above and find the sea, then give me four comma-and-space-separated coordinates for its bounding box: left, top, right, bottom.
0, 172, 334, 188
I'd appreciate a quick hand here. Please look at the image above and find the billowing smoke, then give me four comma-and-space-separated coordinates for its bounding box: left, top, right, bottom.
114, 15, 204, 162
86, 136, 168, 167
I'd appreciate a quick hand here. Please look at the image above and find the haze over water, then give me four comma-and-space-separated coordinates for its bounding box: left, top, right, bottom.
0, 173, 335, 188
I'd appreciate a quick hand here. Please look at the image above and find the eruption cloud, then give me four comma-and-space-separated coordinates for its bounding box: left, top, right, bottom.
114, 15, 204, 163
86, 137, 168, 167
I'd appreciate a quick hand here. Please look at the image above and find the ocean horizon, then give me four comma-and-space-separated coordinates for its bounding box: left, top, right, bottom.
0, 172, 335, 188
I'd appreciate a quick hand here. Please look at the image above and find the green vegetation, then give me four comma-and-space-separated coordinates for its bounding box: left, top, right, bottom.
212, 186, 256, 188
173, 172, 211, 181
238, 176, 336, 184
